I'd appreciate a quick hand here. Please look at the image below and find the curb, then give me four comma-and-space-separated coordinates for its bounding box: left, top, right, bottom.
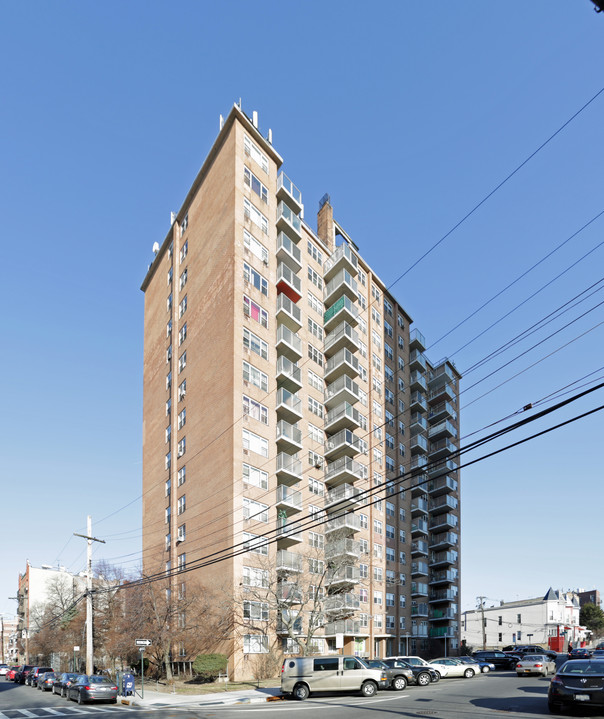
120, 693, 285, 708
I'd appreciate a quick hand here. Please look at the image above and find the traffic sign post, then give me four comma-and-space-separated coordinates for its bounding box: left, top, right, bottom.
135, 640, 151, 699
135, 639, 152, 646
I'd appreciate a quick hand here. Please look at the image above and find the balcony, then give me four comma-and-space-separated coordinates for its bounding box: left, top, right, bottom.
276, 387, 303, 423
411, 540, 429, 556
410, 455, 428, 472
429, 532, 458, 550
276, 419, 303, 453
324, 269, 358, 308
276, 262, 302, 304
430, 626, 457, 638
276, 356, 303, 393
428, 382, 456, 405
429, 495, 458, 515
411, 582, 429, 597
429, 608, 457, 621
323, 295, 359, 332
410, 391, 427, 413
324, 374, 360, 409
276, 452, 303, 485
428, 420, 457, 440
325, 564, 360, 589
276, 293, 302, 332
324, 484, 365, 512
277, 582, 303, 604
276, 324, 302, 362
276, 231, 302, 274
324, 456, 367, 487
276, 171, 303, 214
276, 518, 303, 546
276, 549, 303, 573
411, 603, 429, 617
411, 626, 429, 638
409, 472, 428, 497
410, 413, 428, 435
410, 434, 428, 454
429, 588, 458, 603
411, 497, 429, 516
429, 513, 458, 532
411, 519, 429, 537
324, 593, 360, 615
276, 200, 302, 241
325, 511, 361, 535
324, 619, 363, 636
323, 242, 358, 283
324, 402, 361, 433
427, 458, 458, 477
430, 550, 458, 568
429, 363, 456, 388
428, 477, 457, 497
429, 439, 457, 461
430, 569, 458, 586
275, 484, 302, 514
410, 371, 427, 392
325, 428, 366, 461
324, 538, 361, 563
409, 349, 427, 373
411, 561, 429, 577
428, 401, 457, 424
324, 321, 359, 358
410, 328, 426, 351
324, 347, 360, 383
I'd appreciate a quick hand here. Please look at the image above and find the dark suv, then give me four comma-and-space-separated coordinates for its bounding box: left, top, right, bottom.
502, 644, 557, 660
14, 665, 35, 684
472, 651, 519, 670
30, 667, 54, 687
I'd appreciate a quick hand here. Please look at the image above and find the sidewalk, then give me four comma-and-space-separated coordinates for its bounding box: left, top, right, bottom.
119, 685, 285, 708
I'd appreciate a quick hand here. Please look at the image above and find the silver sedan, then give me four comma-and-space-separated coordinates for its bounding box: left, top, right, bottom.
515, 654, 556, 676
430, 657, 481, 678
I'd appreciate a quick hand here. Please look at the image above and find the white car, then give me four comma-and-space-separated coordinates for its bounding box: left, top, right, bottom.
431, 657, 481, 678
0, 665, 8, 677
386, 656, 449, 678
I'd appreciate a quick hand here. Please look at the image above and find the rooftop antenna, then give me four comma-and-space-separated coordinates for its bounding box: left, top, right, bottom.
268, 128, 273, 144
219, 114, 224, 130
153, 242, 160, 255
252, 110, 258, 128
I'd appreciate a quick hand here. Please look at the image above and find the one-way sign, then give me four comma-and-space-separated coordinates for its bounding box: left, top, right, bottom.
135, 639, 152, 646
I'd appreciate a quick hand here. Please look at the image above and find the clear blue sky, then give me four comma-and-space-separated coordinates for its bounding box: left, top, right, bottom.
1, 1, 603, 620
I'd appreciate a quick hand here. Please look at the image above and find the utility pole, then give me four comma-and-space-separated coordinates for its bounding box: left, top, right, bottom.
477, 596, 487, 650
74, 516, 105, 675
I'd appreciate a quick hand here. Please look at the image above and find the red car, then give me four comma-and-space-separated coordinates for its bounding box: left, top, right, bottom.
6, 666, 20, 681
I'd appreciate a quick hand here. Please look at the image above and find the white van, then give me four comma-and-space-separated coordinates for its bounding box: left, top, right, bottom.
281, 655, 388, 700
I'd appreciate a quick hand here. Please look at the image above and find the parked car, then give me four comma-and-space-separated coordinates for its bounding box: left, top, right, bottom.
13, 665, 35, 684
503, 644, 557, 660
430, 657, 480, 678
569, 647, 593, 660
281, 655, 388, 700
364, 659, 414, 690
0, 665, 8, 677
53, 672, 81, 697
6, 667, 19, 681
473, 650, 519, 670
37, 672, 57, 691
548, 659, 604, 713
591, 649, 604, 659
29, 666, 54, 687
457, 655, 495, 673
382, 658, 440, 685
387, 655, 450, 678
24, 667, 39, 685
66, 675, 119, 704
515, 654, 556, 676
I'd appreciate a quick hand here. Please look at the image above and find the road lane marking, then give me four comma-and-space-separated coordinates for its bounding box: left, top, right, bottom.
16, 712, 39, 718
40, 710, 68, 716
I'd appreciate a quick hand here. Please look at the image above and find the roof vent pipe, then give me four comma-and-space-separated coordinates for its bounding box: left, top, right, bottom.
252, 110, 258, 128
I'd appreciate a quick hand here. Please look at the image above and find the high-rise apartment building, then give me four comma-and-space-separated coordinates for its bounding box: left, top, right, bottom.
141, 104, 461, 679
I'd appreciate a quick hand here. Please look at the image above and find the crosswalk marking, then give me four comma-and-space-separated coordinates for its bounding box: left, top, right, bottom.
40, 710, 67, 716
16, 712, 39, 718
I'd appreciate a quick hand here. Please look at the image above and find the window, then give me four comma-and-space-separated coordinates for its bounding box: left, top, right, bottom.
178, 351, 187, 373
165, 425, 171, 443
242, 428, 269, 457
358, 339, 367, 358
399, 551, 406, 564
177, 466, 186, 486
374, 543, 383, 559
308, 396, 323, 418
359, 563, 368, 579
243, 634, 269, 654
244, 166, 268, 203
386, 593, 395, 607
166, 344, 172, 363
359, 513, 368, 529
308, 558, 325, 574
243, 566, 268, 588
399, 508, 406, 521
386, 456, 395, 472
167, 267, 173, 286
372, 377, 382, 397
386, 524, 395, 539
373, 567, 383, 582
178, 582, 186, 600
243, 198, 268, 234
398, 399, 405, 413
386, 547, 395, 562
177, 495, 186, 514
283, 638, 300, 654
308, 317, 324, 341
498, 616, 503, 626
244, 135, 269, 174
243, 532, 268, 555
398, 336, 404, 350
243, 497, 269, 523
359, 588, 368, 603
359, 538, 369, 554
373, 401, 383, 420
517, 614, 522, 624
243, 295, 268, 327
243, 395, 269, 424
397, 315, 405, 329
308, 531, 324, 549
308, 343, 323, 367
384, 320, 393, 338
177, 553, 186, 571
167, 293, 173, 312
373, 424, 383, 441
398, 377, 405, 392
243, 600, 269, 621
371, 285, 381, 301
358, 318, 367, 337
357, 293, 367, 311
179, 268, 188, 290
243, 229, 269, 263
357, 268, 366, 286
166, 319, 172, 338
309, 504, 323, 520
386, 433, 394, 449
384, 298, 393, 316
308, 291, 323, 315
180, 240, 188, 262
165, 479, 171, 497
385, 388, 394, 405
177, 437, 186, 457
372, 331, 381, 350
243, 328, 268, 360
244, 262, 268, 296
180, 213, 189, 236
178, 295, 187, 318
399, 442, 406, 457
243, 361, 268, 392
307, 266, 323, 290
308, 423, 324, 445
309, 477, 325, 496
165, 451, 171, 470
308, 450, 323, 467
308, 369, 323, 392
178, 408, 186, 430
358, 364, 367, 382
385, 366, 394, 383
307, 240, 323, 265
243, 462, 268, 489
374, 520, 383, 535
178, 323, 187, 346
373, 447, 383, 465
372, 307, 381, 325
386, 569, 395, 583
374, 591, 383, 606
178, 379, 186, 401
